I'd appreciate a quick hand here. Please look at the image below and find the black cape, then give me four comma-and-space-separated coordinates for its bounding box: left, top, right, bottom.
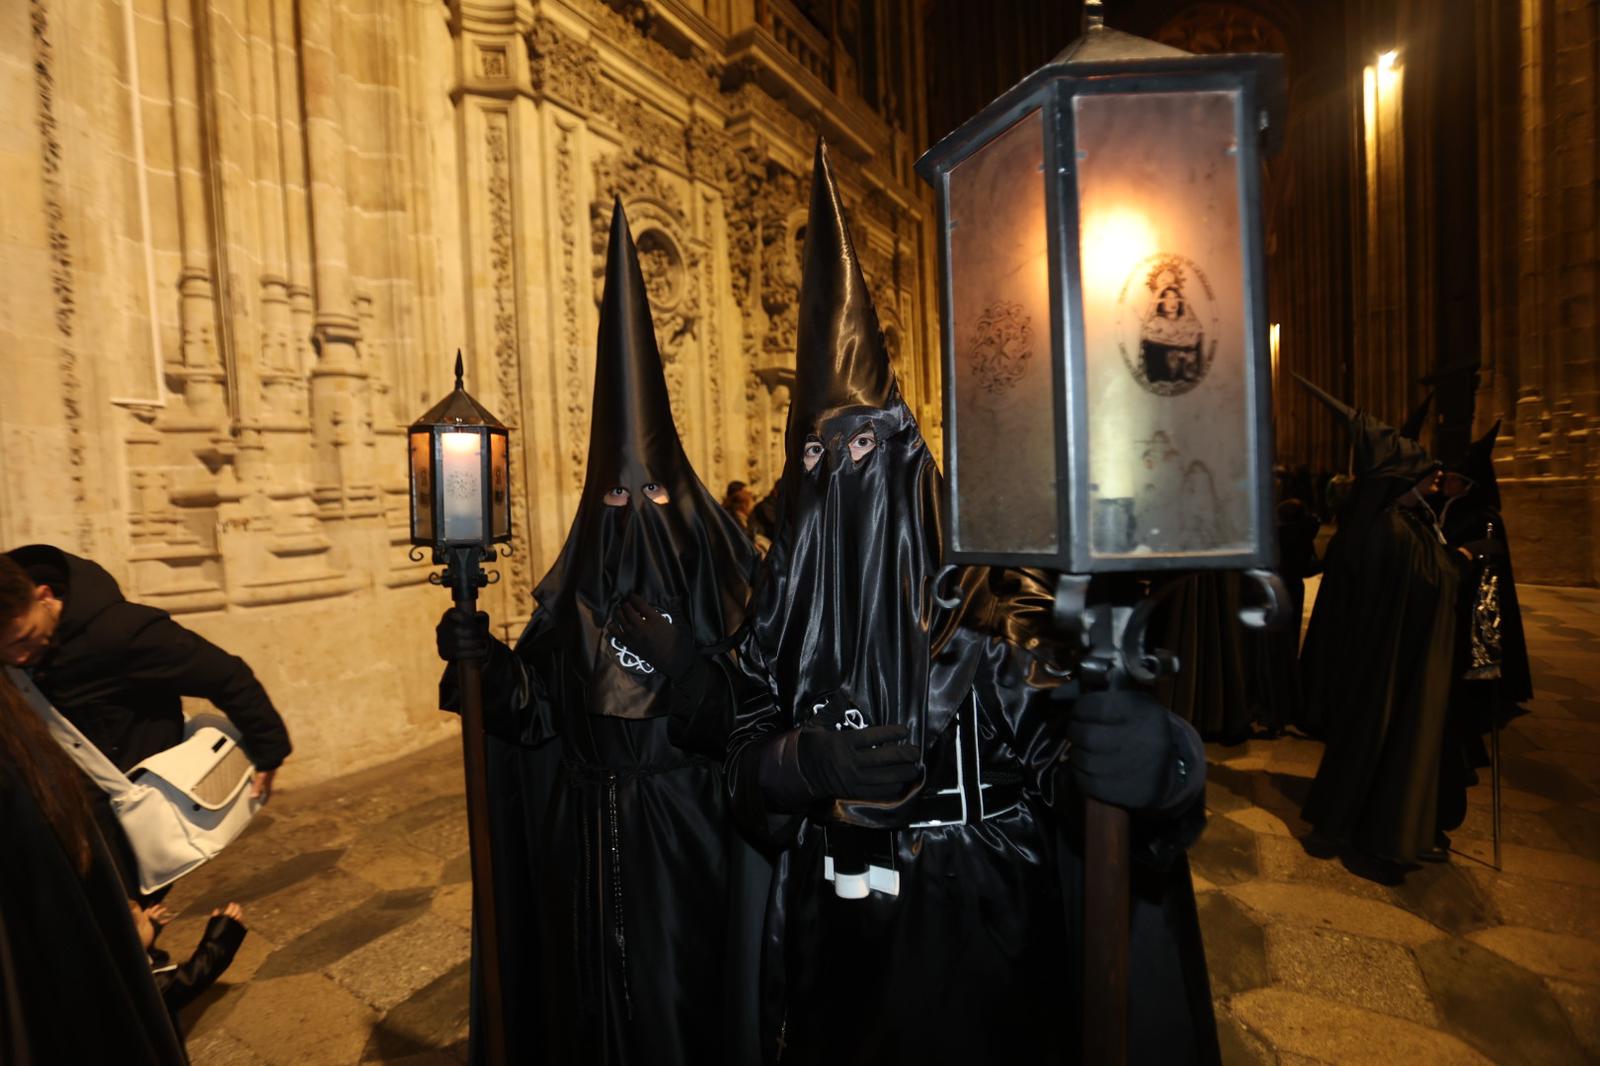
1245, 499, 1321, 735
447, 201, 762, 1065
0, 755, 187, 1065
1434, 422, 1530, 831
1294, 377, 1460, 862
723, 141, 1217, 1066
1149, 573, 1253, 741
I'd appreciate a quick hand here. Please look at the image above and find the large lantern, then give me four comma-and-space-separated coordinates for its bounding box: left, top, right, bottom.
406, 350, 511, 1065
916, 3, 1285, 574
409, 352, 512, 551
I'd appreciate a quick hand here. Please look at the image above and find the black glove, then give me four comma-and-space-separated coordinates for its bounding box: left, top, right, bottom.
792, 695, 920, 803
436, 607, 501, 664
1065, 688, 1182, 811
613, 595, 699, 680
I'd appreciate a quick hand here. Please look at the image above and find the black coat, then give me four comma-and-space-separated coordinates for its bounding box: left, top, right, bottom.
7, 546, 291, 772
0, 758, 187, 1065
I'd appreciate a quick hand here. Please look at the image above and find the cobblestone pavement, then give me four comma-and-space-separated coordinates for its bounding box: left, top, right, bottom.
169, 584, 1600, 1064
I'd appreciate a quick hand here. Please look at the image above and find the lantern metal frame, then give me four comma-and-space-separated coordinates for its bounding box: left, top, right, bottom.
917, 47, 1286, 575
408, 354, 513, 554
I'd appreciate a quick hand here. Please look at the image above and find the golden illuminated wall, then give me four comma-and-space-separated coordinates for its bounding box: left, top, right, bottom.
0, 0, 935, 780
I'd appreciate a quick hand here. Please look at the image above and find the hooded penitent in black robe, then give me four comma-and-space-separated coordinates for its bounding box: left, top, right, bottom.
1433, 421, 1531, 832
1296, 377, 1460, 863
0, 712, 187, 1064
444, 201, 761, 1066
1295, 390, 1431, 739
722, 142, 1218, 1066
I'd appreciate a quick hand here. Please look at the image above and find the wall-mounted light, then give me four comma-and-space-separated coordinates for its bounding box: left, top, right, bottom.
1270, 322, 1281, 390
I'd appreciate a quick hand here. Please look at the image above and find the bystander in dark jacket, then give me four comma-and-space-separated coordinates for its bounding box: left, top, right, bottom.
0, 546, 290, 894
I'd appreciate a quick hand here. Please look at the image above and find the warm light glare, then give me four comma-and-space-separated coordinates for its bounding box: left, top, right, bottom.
1079, 207, 1158, 302
1269, 322, 1281, 384
1377, 50, 1397, 71
441, 430, 481, 456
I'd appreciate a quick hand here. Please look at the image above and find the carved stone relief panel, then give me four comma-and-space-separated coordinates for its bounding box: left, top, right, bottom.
484, 109, 534, 614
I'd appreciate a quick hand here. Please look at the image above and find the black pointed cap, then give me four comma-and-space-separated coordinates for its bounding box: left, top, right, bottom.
786, 139, 901, 459
582, 197, 689, 493
1294, 373, 1437, 481
533, 198, 755, 642
1399, 390, 1434, 441
1452, 419, 1503, 509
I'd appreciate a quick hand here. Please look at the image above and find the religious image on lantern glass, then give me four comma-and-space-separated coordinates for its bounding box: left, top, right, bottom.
440, 429, 484, 542
1074, 89, 1253, 560
946, 105, 1058, 556
490, 431, 510, 540
409, 430, 435, 542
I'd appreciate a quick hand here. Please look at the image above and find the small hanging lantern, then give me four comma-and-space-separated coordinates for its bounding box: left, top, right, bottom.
408, 351, 512, 551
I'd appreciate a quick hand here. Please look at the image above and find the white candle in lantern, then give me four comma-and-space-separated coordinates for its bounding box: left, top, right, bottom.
440, 430, 484, 541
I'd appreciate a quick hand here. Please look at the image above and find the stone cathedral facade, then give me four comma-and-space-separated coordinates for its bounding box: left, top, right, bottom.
1, 0, 936, 781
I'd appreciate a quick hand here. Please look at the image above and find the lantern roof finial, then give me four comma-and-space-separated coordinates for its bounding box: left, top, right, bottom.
412, 351, 505, 429
1052, 2, 1189, 65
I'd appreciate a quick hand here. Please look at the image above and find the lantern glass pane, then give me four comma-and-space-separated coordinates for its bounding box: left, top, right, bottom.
409, 430, 435, 543
440, 429, 485, 543
946, 106, 1058, 556
1073, 89, 1254, 561
490, 430, 510, 540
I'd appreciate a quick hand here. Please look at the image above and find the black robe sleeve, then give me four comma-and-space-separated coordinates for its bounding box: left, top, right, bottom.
723, 636, 809, 852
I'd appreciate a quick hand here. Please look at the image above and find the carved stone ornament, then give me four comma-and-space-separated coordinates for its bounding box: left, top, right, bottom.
590, 150, 701, 359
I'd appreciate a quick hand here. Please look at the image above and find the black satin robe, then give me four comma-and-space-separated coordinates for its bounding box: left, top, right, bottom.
1301, 498, 1460, 862
448, 612, 765, 1066
722, 576, 1219, 1066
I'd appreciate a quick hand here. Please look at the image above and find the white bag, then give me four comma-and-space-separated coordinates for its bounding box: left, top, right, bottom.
7, 666, 261, 894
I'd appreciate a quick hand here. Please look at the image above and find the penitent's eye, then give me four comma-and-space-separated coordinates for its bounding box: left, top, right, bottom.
802, 439, 825, 472
603, 487, 630, 507
848, 429, 877, 462
642, 483, 670, 505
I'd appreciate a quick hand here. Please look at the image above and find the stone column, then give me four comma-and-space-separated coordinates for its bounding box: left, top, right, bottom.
451, 0, 540, 620
165, 0, 227, 424
298, 0, 375, 516
248, 0, 295, 420
273, 0, 314, 404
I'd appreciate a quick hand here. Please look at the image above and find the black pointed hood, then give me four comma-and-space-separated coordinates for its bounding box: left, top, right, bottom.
747, 139, 949, 828
1450, 419, 1503, 512
784, 140, 907, 462
534, 199, 755, 713
1294, 373, 1437, 483
1399, 391, 1434, 442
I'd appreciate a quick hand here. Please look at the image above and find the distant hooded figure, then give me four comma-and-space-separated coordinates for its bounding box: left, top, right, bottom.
436, 200, 761, 1065
720, 141, 1218, 1066
1296, 375, 1460, 864
1296, 389, 1432, 739
1433, 420, 1530, 834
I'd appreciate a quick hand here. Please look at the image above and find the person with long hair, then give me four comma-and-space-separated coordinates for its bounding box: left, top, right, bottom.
0, 668, 186, 1064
